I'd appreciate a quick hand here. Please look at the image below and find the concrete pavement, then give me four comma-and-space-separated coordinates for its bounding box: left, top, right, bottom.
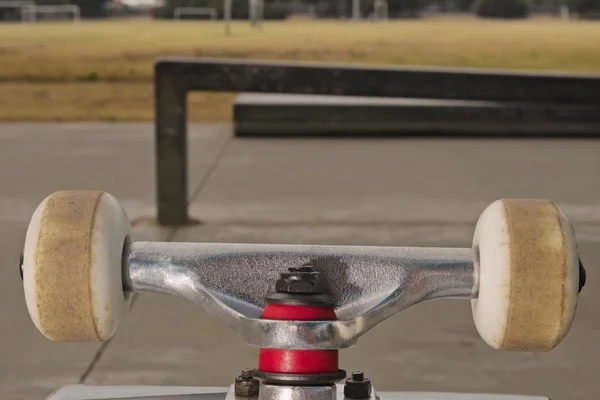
0, 123, 229, 400
1, 123, 599, 400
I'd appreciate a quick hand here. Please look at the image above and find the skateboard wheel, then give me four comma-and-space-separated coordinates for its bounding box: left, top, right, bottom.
23, 191, 132, 342
472, 199, 579, 351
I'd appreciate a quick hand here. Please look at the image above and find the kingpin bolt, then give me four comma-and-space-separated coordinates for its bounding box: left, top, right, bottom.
275, 265, 326, 294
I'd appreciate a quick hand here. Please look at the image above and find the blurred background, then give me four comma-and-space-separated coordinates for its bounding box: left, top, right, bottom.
0, 1, 599, 400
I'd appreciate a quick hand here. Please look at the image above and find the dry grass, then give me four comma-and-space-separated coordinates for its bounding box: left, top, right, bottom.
0, 83, 235, 121
1, 17, 599, 121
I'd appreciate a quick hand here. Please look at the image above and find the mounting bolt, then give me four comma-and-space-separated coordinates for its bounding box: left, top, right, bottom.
344, 371, 372, 399
235, 368, 259, 397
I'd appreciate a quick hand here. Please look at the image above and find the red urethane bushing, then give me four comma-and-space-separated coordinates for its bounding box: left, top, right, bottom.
258, 303, 339, 374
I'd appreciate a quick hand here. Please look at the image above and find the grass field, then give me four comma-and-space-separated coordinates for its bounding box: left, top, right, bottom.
0, 17, 599, 121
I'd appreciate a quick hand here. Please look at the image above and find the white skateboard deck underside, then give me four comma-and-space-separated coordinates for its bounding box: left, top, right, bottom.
47, 385, 550, 400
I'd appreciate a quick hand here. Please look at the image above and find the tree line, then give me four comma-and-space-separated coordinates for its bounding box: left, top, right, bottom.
154, 0, 600, 19
0, 0, 597, 20
33, 0, 108, 17
151, 0, 291, 20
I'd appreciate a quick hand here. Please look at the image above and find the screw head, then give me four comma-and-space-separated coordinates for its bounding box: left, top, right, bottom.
240, 368, 253, 380
351, 371, 364, 381
344, 370, 371, 399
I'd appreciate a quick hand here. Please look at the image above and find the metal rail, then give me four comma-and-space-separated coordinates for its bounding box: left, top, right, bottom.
154, 58, 600, 225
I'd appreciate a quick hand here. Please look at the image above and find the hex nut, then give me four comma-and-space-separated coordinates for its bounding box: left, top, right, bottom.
275, 266, 326, 294
235, 369, 259, 397
344, 371, 372, 399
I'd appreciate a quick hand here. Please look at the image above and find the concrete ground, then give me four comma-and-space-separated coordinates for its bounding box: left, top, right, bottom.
1, 123, 599, 400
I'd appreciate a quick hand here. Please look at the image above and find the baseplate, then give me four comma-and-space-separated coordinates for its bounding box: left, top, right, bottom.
47, 384, 550, 400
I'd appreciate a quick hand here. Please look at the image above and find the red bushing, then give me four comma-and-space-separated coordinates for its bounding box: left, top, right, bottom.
258, 303, 339, 374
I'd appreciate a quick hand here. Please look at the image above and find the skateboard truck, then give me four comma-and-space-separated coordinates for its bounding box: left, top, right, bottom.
20, 191, 586, 400
123, 240, 475, 351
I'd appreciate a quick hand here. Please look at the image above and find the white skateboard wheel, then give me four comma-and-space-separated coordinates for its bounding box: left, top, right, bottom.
23, 191, 132, 342
472, 199, 579, 351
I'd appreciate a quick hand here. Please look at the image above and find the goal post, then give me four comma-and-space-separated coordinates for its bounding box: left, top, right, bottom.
373, 0, 388, 20
21, 4, 81, 23
249, 0, 264, 28
173, 7, 218, 20
0, 0, 33, 22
